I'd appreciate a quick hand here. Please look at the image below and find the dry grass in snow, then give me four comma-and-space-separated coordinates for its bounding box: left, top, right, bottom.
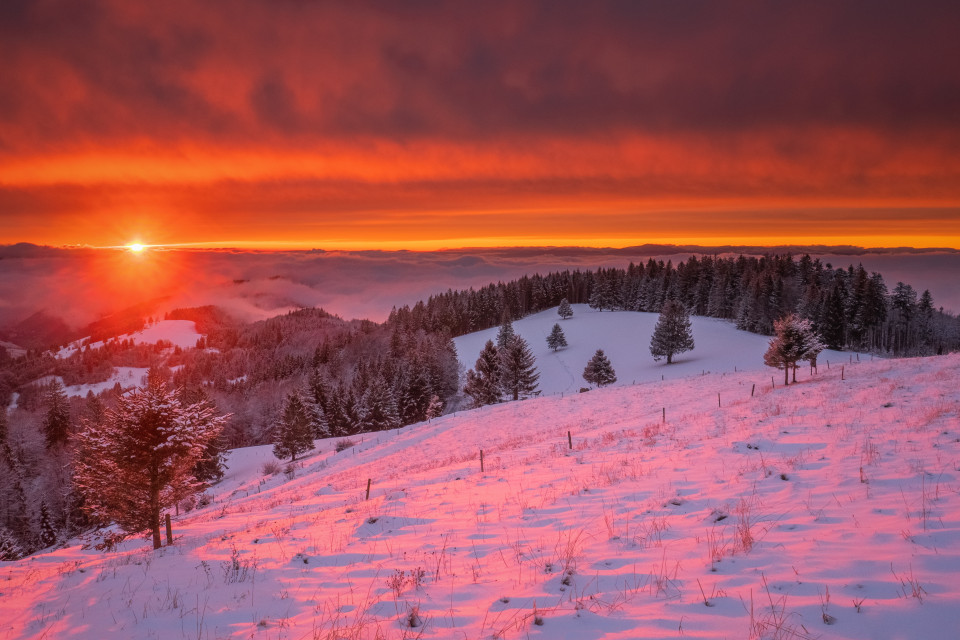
2, 354, 960, 639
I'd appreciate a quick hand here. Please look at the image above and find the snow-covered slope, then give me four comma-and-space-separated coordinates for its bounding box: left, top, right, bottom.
454, 304, 849, 394
2, 353, 959, 639
56, 319, 202, 358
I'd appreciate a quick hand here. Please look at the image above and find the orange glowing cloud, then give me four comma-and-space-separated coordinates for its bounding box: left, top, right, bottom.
1, 2, 959, 249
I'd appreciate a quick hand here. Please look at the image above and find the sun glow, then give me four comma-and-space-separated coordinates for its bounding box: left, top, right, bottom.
128, 243, 145, 252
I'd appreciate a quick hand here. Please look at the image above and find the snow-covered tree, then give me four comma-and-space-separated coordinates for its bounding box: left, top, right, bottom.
0, 526, 23, 561
650, 300, 695, 364
180, 387, 229, 485
463, 340, 502, 408
358, 375, 400, 431
273, 393, 315, 461
496, 317, 516, 350
763, 314, 825, 385
499, 336, 540, 401
38, 501, 57, 548
583, 349, 617, 387
546, 324, 568, 351
43, 381, 71, 449
558, 298, 573, 320
73, 371, 228, 549
425, 394, 443, 420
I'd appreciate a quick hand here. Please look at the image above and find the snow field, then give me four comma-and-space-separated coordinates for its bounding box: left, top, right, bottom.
2, 354, 959, 639
56, 319, 202, 358
453, 304, 849, 395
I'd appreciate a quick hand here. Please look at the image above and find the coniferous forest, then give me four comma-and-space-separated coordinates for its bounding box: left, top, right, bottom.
1, 253, 958, 556
388, 253, 959, 356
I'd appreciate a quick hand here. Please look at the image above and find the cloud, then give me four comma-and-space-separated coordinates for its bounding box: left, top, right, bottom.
1, 2, 959, 248
2, 246, 960, 339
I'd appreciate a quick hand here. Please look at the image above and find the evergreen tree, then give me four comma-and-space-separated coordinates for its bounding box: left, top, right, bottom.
399, 367, 432, 424
588, 270, 614, 311
649, 300, 695, 364
38, 501, 57, 548
43, 381, 71, 449
325, 383, 350, 437
582, 349, 617, 387
180, 387, 229, 485
546, 324, 568, 351
499, 336, 540, 401
0, 527, 23, 561
496, 317, 515, 349
425, 395, 443, 420
308, 397, 330, 438
558, 298, 574, 320
358, 375, 400, 431
73, 371, 228, 549
273, 393, 315, 462
820, 282, 847, 350
763, 314, 825, 385
463, 340, 502, 407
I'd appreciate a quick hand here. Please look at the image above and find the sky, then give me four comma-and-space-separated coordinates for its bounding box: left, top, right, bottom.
1, 1, 959, 250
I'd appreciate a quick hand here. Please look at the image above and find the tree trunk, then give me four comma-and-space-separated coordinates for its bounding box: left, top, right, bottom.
150, 470, 162, 549
667, 353, 673, 364
784, 366, 790, 386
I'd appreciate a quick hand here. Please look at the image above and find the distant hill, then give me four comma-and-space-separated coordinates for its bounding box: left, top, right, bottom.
454, 304, 849, 396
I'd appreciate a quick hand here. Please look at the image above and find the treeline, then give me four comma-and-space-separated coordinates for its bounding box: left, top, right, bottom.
389, 254, 959, 355
166, 308, 459, 447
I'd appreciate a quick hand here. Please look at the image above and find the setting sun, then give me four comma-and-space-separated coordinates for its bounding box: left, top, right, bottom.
128, 243, 144, 252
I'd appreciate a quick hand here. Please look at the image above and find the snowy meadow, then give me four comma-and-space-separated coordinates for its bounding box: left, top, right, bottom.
1, 313, 958, 639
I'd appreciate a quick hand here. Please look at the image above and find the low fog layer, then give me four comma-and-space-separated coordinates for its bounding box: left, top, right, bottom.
1, 245, 958, 335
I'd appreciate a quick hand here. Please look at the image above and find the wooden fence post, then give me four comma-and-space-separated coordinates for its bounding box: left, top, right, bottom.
751, 383, 755, 397
567, 431, 572, 449
365, 478, 372, 500
480, 450, 484, 472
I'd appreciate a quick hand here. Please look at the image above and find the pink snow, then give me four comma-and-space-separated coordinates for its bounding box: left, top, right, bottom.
57, 320, 202, 358
2, 336, 959, 638
454, 305, 849, 395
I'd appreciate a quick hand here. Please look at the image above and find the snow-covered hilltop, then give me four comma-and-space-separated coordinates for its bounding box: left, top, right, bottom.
454, 304, 849, 395
2, 350, 958, 639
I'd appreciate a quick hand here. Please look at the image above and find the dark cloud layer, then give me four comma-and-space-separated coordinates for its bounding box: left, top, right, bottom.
3, 1, 959, 148
1, 1, 958, 247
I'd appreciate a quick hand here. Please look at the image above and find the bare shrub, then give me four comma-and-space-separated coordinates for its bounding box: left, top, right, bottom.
335, 439, 356, 453
261, 459, 282, 476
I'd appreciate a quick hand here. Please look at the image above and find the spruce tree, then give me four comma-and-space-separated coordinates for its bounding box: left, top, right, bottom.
499, 336, 540, 401
43, 381, 71, 449
425, 395, 443, 420
583, 349, 617, 387
73, 371, 227, 549
763, 314, 825, 385
463, 340, 502, 407
0, 527, 23, 561
38, 501, 57, 548
181, 387, 228, 485
358, 375, 400, 431
308, 398, 330, 438
496, 318, 516, 350
273, 393, 315, 461
558, 298, 574, 320
546, 324, 568, 351
649, 300, 695, 364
